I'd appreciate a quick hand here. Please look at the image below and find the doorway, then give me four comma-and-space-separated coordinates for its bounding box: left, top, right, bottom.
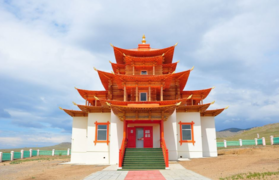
127, 126, 153, 148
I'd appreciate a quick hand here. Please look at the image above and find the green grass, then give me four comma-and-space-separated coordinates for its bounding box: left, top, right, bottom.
217, 123, 279, 145
9, 156, 69, 165
219, 171, 279, 180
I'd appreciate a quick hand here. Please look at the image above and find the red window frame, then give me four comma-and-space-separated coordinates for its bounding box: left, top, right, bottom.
179, 121, 195, 145
94, 121, 110, 145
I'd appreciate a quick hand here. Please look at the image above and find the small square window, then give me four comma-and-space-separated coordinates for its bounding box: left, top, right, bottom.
141, 71, 147, 75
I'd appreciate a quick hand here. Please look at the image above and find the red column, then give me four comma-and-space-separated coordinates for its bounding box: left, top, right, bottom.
160, 120, 164, 139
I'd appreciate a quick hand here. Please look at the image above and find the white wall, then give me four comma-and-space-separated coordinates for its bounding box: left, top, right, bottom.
109, 111, 123, 165
71, 117, 87, 163
164, 110, 178, 160
127, 123, 160, 148
86, 113, 111, 164
176, 112, 203, 158
201, 116, 217, 157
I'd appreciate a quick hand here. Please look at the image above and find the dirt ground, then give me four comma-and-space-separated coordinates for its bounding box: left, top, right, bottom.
0, 156, 107, 180
0, 146, 278, 180
180, 145, 279, 180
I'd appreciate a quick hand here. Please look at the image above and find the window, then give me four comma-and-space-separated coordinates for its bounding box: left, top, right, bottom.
141, 70, 148, 75
179, 121, 195, 145
145, 129, 151, 137
94, 121, 110, 145
140, 92, 147, 101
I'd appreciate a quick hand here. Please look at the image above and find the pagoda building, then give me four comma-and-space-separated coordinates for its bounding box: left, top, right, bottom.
60, 35, 228, 169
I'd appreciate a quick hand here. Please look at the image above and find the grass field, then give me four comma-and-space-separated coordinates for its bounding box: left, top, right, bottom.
217, 123, 279, 145
0, 142, 71, 153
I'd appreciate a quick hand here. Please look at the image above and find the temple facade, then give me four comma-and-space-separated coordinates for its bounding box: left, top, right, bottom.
60, 35, 227, 169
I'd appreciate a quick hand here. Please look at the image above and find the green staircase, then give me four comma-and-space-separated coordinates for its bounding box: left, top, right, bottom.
121, 148, 165, 170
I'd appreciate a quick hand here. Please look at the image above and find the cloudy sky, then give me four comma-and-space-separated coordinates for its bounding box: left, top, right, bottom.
0, 0, 279, 149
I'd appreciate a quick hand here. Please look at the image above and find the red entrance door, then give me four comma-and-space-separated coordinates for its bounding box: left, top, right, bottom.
144, 127, 153, 148
127, 127, 136, 148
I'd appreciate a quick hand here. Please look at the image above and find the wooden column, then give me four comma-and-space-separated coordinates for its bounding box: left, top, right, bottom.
160, 120, 164, 139
136, 85, 138, 102
153, 65, 155, 75
95, 99, 97, 106
133, 65, 135, 75
123, 120, 127, 140
149, 86, 151, 101
124, 84, 127, 102
160, 85, 163, 101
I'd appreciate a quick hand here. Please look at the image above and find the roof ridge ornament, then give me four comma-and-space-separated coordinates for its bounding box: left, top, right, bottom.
177, 60, 180, 63
94, 96, 99, 100
190, 66, 194, 71
187, 94, 192, 99
111, 71, 114, 74
225, 106, 229, 109
212, 86, 215, 89
106, 102, 111, 106
123, 53, 126, 57
110, 43, 113, 47
59, 107, 63, 110
93, 67, 97, 71
162, 53, 165, 57
211, 101, 215, 105
72, 102, 77, 106
175, 42, 178, 46
176, 102, 182, 106
142, 34, 146, 44
74, 87, 78, 89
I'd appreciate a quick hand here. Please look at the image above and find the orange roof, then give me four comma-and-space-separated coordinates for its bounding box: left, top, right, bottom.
113, 45, 175, 64
125, 55, 163, 65
62, 109, 88, 117
172, 70, 191, 91
76, 88, 107, 100
111, 62, 125, 74
77, 105, 111, 113
176, 103, 211, 112
96, 70, 115, 90
182, 88, 213, 100
162, 62, 178, 73
200, 108, 225, 116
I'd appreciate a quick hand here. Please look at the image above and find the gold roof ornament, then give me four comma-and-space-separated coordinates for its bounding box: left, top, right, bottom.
106, 102, 111, 106
111, 71, 114, 74
142, 34, 146, 44
123, 53, 126, 57
59, 107, 63, 110
93, 67, 97, 71
211, 101, 215, 105
177, 60, 180, 63
190, 66, 194, 71
212, 86, 215, 89
110, 43, 113, 47
74, 87, 78, 90
109, 61, 112, 64
172, 71, 176, 74
94, 96, 99, 100
225, 106, 229, 109
175, 42, 178, 46
187, 94, 193, 99
162, 53, 165, 57
176, 102, 182, 106
72, 102, 77, 106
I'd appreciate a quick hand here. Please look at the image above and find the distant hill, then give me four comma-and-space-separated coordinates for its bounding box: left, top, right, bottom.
217, 123, 279, 145
217, 127, 252, 138
0, 142, 71, 153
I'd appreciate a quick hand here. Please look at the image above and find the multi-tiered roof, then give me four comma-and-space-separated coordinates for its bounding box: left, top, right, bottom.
60, 35, 228, 120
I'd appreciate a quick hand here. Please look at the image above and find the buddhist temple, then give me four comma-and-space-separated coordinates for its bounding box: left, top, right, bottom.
60, 35, 228, 169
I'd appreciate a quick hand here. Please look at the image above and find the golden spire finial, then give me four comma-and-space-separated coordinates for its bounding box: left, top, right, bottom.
59, 107, 63, 110
225, 106, 229, 109
142, 34, 146, 44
